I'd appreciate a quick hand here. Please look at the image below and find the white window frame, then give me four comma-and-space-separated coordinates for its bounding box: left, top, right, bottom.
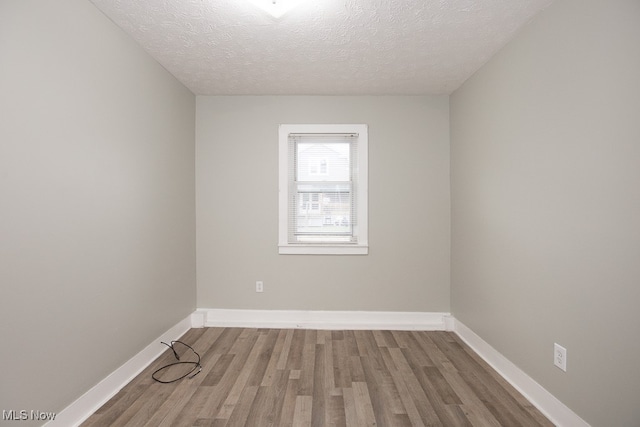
279, 124, 368, 255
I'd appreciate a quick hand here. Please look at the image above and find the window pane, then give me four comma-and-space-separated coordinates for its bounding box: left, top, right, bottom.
294, 189, 352, 238
296, 142, 350, 182
293, 139, 353, 242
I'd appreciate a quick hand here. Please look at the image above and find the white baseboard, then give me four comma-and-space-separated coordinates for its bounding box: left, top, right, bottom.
452, 319, 590, 427
46, 315, 193, 427
198, 308, 450, 331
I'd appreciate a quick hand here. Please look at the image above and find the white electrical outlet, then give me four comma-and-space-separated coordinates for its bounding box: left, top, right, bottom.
256, 281, 264, 293
554, 343, 567, 372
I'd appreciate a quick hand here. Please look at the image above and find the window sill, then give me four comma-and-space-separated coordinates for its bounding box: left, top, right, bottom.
278, 245, 368, 255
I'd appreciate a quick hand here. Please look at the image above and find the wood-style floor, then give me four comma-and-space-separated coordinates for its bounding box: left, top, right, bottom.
82, 328, 553, 427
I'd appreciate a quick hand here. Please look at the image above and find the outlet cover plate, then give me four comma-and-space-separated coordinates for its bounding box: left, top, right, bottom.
554, 343, 567, 372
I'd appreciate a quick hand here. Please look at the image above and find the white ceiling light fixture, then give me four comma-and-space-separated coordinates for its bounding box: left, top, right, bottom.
248, 0, 303, 18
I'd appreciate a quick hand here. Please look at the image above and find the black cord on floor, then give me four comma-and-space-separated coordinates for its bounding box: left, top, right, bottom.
152, 340, 202, 383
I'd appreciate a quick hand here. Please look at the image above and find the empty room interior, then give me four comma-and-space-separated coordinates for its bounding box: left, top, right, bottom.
1, 0, 639, 426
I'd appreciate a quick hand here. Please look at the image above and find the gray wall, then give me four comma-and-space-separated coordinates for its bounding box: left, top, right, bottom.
0, 0, 196, 423
450, 0, 640, 425
196, 96, 450, 312
5, 0, 635, 424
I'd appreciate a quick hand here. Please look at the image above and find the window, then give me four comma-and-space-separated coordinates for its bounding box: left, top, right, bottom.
279, 124, 368, 255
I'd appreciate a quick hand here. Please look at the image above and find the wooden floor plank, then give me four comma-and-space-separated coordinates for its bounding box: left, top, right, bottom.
298, 331, 317, 396
195, 329, 259, 421
311, 343, 326, 427
351, 382, 377, 427
285, 329, 305, 371
81, 328, 553, 427
360, 353, 397, 426
261, 329, 287, 386
247, 369, 288, 427
292, 395, 313, 427
224, 384, 259, 427
440, 369, 503, 427
404, 347, 462, 426
332, 337, 352, 388
202, 353, 233, 386
327, 394, 347, 427
381, 347, 426, 427
276, 373, 300, 427
341, 387, 359, 427
276, 329, 294, 370
139, 382, 200, 427
389, 347, 442, 426
160, 386, 213, 427
216, 332, 267, 420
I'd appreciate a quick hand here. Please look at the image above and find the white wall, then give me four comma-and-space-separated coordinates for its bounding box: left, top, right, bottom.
196, 96, 450, 312
450, 0, 640, 425
0, 0, 196, 423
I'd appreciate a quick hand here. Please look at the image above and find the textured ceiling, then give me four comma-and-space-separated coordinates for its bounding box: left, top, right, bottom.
89, 0, 554, 95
